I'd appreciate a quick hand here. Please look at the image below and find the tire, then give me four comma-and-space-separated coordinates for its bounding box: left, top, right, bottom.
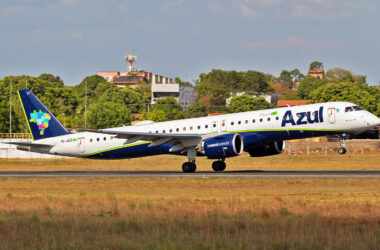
212, 161, 226, 172
337, 147, 347, 155
182, 162, 197, 173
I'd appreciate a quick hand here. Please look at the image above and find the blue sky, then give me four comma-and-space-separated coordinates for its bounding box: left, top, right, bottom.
1, 0, 379, 84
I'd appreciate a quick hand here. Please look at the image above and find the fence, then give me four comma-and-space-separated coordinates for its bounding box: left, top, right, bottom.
0, 133, 31, 139
285, 140, 380, 155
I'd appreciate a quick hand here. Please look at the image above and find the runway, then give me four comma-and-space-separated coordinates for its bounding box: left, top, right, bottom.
0, 170, 380, 178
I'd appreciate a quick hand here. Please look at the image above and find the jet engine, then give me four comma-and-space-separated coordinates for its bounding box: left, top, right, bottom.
246, 141, 285, 157
202, 134, 243, 159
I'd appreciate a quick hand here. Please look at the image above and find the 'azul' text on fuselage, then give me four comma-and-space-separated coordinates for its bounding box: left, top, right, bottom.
281, 107, 324, 127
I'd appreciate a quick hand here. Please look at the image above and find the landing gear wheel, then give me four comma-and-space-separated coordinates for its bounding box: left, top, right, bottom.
212, 160, 226, 172
182, 162, 197, 173
337, 147, 347, 155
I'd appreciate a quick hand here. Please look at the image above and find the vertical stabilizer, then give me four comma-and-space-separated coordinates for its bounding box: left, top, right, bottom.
18, 88, 70, 140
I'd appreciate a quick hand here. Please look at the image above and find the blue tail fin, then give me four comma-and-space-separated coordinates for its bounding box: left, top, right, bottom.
18, 88, 70, 140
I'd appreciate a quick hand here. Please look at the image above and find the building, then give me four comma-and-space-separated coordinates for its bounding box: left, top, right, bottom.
308, 68, 325, 79
151, 74, 180, 104
97, 54, 180, 103
179, 85, 197, 108
96, 71, 120, 82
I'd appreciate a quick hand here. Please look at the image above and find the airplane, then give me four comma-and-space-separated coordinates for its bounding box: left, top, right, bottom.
7, 88, 380, 173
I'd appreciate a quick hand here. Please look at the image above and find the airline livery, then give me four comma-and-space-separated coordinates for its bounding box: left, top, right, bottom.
8, 89, 380, 173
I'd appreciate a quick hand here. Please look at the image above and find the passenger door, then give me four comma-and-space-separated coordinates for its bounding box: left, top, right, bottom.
327, 108, 336, 124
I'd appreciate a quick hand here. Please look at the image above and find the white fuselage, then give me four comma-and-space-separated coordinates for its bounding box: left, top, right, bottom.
33, 102, 380, 157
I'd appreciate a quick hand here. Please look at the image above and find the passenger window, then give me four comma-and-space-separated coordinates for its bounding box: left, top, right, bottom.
231, 122, 234, 126
205, 125, 208, 129
245, 120, 248, 124
169, 129, 173, 133
163, 130, 166, 133
90, 139, 93, 143
276, 117, 279, 120
183, 127, 186, 131
267, 117, 271, 122
197, 125, 201, 130
155, 131, 159, 134
190, 126, 193, 131
252, 119, 256, 123
213, 124, 216, 128
97, 138, 100, 142
260, 118, 263, 122
176, 128, 179, 132
238, 121, 241, 125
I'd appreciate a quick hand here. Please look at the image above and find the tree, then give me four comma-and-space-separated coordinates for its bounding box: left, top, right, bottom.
240, 71, 271, 94
326, 68, 366, 84
185, 102, 208, 118
309, 82, 378, 114
145, 97, 183, 122
0, 101, 11, 133
297, 77, 327, 99
309, 61, 324, 70
98, 87, 146, 113
38, 73, 64, 86
279, 69, 304, 89
228, 95, 273, 113
87, 101, 131, 129
196, 69, 272, 111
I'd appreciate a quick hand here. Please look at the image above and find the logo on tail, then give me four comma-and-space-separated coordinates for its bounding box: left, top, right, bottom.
29, 110, 51, 135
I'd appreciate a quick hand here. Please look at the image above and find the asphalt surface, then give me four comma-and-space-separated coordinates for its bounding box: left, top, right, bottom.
0, 170, 380, 178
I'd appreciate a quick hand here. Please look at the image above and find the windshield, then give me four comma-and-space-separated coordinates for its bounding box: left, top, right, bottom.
345, 106, 364, 112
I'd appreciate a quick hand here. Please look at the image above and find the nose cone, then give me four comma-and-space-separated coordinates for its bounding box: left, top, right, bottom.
368, 114, 380, 127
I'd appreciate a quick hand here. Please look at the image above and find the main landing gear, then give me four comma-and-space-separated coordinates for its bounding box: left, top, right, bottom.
212, 160, 226, 172
182, 148, 197, 173
181, 149, 228, 173
337, 134, 348, 155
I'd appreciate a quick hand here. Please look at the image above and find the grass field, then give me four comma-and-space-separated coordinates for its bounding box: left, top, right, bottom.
0, 177, 380, 249
1, 154, 380, 249
1, 153, 380, 171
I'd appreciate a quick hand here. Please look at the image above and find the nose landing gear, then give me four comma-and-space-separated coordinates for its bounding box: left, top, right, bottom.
337, 134, 348, 155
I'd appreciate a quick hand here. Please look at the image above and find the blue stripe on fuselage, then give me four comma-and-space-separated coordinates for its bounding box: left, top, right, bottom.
87, 130, 337, 159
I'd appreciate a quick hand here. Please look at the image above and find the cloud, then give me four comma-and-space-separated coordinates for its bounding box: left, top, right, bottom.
242, 36, 341, 50
237, 0, 371, 18
160, 0, 185, 11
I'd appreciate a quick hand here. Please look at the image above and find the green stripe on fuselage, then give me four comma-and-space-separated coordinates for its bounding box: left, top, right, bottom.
84, 140, 151, 157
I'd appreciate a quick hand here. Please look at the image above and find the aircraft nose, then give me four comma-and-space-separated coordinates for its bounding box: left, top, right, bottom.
367, 114, 380, 127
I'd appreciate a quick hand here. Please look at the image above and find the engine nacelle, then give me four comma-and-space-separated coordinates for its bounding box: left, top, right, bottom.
202, 134, 243, 159
246, 141, 285, 157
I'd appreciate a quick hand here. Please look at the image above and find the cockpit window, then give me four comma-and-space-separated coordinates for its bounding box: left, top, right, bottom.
345, 106, 364, 112
345, 107, 353, 112
353, 106, 363, 111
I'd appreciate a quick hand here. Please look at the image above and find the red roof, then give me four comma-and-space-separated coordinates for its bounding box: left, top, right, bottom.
277, 100, 311, 107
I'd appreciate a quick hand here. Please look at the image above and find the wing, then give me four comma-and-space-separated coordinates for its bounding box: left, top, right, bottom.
87, 129, 203, 152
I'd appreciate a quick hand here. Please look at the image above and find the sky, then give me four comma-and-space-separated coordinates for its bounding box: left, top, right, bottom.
1, 0, 379, 85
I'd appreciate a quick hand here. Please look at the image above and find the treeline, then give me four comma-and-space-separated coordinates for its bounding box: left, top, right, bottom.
0, 64, 379, 133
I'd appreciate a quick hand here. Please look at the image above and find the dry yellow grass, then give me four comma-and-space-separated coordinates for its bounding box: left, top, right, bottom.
0, 177, 379, 219
1, 153, 380, 171
0, 177, 380, 249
